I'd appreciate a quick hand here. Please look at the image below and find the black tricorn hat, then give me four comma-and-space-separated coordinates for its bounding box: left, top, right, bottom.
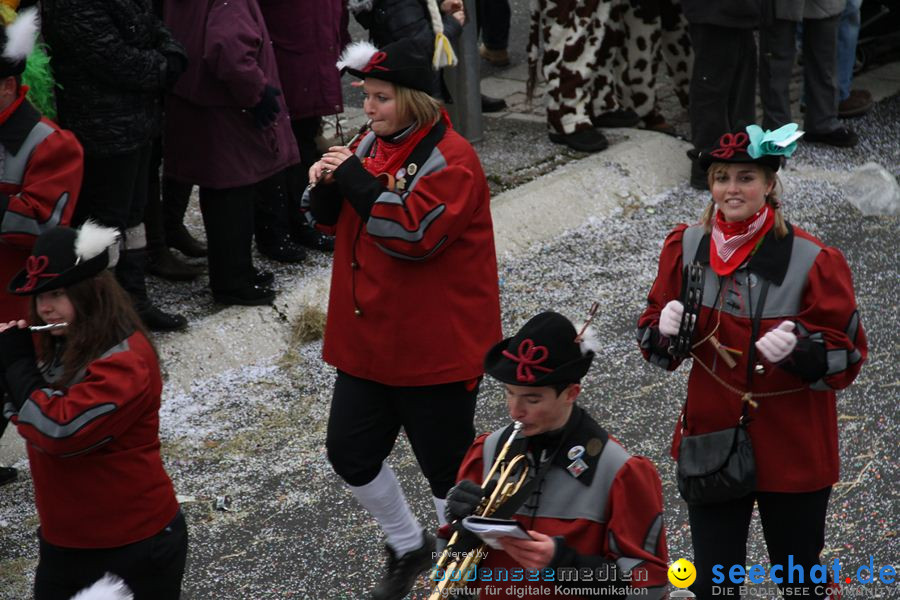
484, 311, 595, 387
337, 38, 434, 93
698, 131, 782, 172
8, 222, 119, 295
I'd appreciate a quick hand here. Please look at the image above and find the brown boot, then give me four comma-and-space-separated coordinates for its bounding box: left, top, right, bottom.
479, 44, 510, 67
641, 110, 678, 136
148, 246, 203, 281
838, 89, 874, 118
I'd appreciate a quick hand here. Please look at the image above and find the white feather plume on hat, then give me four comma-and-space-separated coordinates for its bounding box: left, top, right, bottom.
346, 0, 373, 14
577, 325, 601, 356
69, 573, 133, 600
2, 7, 38, 62
336, 40, 379, 72
74, 220, 119, 264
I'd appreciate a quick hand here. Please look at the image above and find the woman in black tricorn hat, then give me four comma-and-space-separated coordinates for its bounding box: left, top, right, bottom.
303, 37, 501, 600
0, 222, 187, 599
637, 125, 867, 599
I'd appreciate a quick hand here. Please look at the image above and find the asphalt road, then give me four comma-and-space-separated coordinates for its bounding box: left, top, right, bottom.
3, 96, 897, 598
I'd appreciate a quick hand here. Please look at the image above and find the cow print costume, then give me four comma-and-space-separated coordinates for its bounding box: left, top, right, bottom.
528, 0, 691, 135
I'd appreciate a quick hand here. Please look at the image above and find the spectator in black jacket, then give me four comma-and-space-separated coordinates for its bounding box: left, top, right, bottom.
40, 0, 188, 331
351, 0, 507, 112
682, 0, 760, 190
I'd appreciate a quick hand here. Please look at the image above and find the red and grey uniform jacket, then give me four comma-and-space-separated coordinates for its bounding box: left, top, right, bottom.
456, 408, 668, 600
305, 117, 501, 386
3, 331, 179, 549
637, 223, 867, 492
0, 101, 82, 320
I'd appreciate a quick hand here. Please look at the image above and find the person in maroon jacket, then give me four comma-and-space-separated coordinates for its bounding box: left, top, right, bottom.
257, 0, 347, 252
163, 0, 302, 304
0, 8, 83, 488
305, 38, 502, 600
0, 222, 186, 600
637, 127, 867, 599
444, 311, 669, 600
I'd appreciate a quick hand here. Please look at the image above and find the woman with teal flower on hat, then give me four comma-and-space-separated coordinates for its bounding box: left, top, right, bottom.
637, 124, 867, 599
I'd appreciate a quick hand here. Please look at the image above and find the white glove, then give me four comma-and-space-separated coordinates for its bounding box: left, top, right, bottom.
755, 321, 797, 363
659, 300, 684, 337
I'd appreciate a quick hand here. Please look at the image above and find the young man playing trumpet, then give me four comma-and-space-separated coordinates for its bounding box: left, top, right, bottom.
442, 312, 669, 599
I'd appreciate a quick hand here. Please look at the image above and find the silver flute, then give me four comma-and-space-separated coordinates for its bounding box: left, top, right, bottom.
307, 119, 372, 190
29, 323, 68, 331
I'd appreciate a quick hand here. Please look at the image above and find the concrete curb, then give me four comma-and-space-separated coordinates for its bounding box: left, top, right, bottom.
160, 130, 692, 395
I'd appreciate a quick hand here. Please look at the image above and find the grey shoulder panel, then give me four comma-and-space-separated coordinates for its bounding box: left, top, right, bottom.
681, 224, 704, 268
0, 121, 55, 185
516, 440, 631, 523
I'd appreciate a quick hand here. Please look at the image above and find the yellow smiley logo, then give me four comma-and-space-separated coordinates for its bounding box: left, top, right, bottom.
668, 558, 697, 588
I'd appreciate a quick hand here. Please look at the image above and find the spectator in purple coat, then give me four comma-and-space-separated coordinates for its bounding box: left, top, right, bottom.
258, 0, 349, 252
162, 0, 301, 305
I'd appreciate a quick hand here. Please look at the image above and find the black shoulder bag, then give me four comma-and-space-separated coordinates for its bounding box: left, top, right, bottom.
676, 276, 770, 506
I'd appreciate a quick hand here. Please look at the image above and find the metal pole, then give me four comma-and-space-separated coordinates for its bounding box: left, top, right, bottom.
445, 0, 484, 143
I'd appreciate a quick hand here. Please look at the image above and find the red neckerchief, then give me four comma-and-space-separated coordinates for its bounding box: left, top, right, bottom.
363, 108, 451, 183
709, 206, 774, 276
0, 85, 30, 126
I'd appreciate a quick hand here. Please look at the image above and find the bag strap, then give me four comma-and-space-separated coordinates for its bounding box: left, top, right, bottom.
681, 273, 771, 429
401, 120, 447, 189
741, 276, 771, 423
680, 274, 722, 430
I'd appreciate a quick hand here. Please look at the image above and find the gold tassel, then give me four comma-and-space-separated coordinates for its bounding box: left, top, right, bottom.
433, 32, 457, 68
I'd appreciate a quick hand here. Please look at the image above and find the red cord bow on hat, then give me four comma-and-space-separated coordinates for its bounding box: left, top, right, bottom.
362, 51, 388, 72
502, 339, 553, 383
711, 132, 749, 159
17, 255, 56, 293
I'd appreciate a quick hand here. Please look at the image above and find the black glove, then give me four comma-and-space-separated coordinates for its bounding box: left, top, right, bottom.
159, 38, 188, 91
445, 479, 485, 523
0, 327, 36, 371
163, 52, 187, 90
250, 85, 282, 129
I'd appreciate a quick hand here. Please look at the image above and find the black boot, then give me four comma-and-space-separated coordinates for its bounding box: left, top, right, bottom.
169, 225, 207, 258
116, 248, 188, 332
163, 177, 207, 257
292, 221, 334, 252
0, 417, 15, 487
371, 531, 435, 600
251, 266, 275, 287
135, 301, 189, 331
548, 127, 609, 152
687, 149, 708, 190
0, 466, 16, 487
481, 94, 507, 113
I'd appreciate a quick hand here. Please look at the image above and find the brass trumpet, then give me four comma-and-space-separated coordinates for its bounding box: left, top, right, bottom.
429, 421, 529, 599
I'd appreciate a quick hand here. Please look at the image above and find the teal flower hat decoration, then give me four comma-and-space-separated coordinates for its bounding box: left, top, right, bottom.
746, 123, 805, 159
